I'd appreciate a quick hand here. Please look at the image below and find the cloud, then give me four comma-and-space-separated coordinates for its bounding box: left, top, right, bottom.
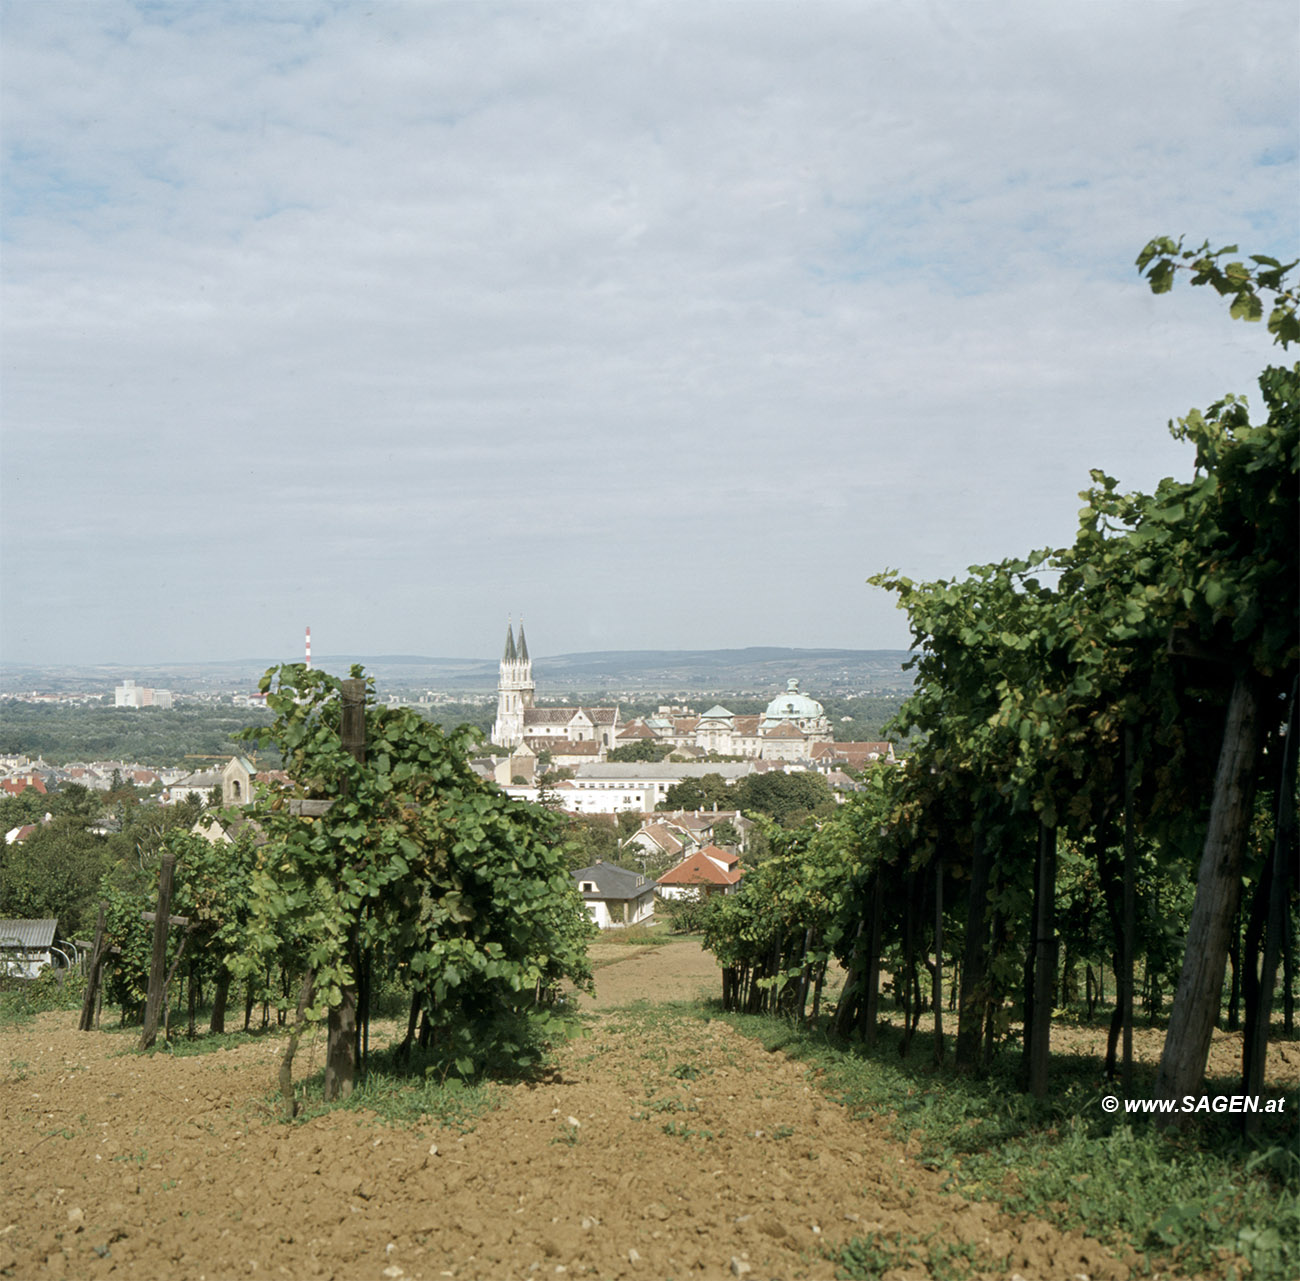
2, 0, 1297, 664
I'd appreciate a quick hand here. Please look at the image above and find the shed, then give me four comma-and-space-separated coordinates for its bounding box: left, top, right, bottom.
0, 918, 63, 978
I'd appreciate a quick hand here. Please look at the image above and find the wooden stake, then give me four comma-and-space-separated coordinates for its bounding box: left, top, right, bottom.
933, 856, 944, 1066
78, 903, 107, 1033
1028, 822, 1057, 1098
325, 677, 366, 1102
140, 854, 177, 1051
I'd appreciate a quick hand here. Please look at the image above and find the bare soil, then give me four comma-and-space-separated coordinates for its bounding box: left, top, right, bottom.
1, 940, 1289, 1281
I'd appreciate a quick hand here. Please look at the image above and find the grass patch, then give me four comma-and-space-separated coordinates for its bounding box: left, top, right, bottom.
287, 1059, 497, 1132
0, 970, 86, 1026
141, 1023, 292, 1056
833, 1229, 1006, 1281
707, 1004, 1300, 1281
279, 1006, 585, 1129
591, 921, 680, 946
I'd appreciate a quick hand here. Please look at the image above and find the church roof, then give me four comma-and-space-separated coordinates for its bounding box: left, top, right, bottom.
618, 722, 657, 741
524, 708, 584, 725
764, 722, 807, 739
761, 679, 825, 724
502, 622, 517, 663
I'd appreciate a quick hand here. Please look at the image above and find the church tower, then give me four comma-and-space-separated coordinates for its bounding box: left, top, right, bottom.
491, 619, 534, 748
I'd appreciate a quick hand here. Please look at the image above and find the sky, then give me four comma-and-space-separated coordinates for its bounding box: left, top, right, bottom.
2, 0, 1297, 667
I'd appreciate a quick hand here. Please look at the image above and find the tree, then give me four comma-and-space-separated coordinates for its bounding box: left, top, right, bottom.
608, 739, 675, 763
1133, 239, 1298, 1116
735, 770, 836, 827
659, 773, 733, 812
239, 665, 594, 1106
0, 817, 110, 936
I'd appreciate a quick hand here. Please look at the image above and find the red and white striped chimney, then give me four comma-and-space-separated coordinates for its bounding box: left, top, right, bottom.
305, 626, 312, 670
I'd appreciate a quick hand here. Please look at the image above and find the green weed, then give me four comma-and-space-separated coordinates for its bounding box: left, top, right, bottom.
834, 1228, 1007, 1280
661, 1119, 715, 1141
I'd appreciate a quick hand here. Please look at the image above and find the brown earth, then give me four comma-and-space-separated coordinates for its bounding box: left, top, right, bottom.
0, 939, 1289, 1281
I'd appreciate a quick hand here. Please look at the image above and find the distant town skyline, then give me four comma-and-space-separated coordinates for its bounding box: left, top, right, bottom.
3, 2, 1296, 665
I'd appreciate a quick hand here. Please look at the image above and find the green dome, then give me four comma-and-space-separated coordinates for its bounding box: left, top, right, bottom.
761, 679, 825, 724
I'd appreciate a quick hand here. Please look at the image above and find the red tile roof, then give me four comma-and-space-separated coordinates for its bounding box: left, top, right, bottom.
1, 777, 47, 796
657, 849, 743, 887
698, 843, 739, 867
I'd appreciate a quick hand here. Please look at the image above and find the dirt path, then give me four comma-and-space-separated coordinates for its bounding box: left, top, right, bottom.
2, 941, 1140, 1281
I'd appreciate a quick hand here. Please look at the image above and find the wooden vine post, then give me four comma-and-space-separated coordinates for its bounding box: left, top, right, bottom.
956, 827, 992, 1070
932, 855, 944, 1066
78, 902, 108, 1032
1121, 726, 1137, 1095
324, 677, 366, 1102
1028, 821, 1057, 1098
1155, 672, 1262, 1124
140, 853, 191, 1050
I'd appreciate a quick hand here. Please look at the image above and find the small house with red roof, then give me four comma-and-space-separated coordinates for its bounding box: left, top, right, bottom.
655, 844, 744, 901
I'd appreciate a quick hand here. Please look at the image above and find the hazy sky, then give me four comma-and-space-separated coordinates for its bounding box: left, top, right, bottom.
3, 1, 1297, 666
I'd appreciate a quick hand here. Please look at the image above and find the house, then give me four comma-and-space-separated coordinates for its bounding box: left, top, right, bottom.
193, 811, 268, 847
0, 918, 64, 978
659, 809, 753, 851
656, 845, 744, 900
624, 821, 685, 864
810, 741, 897, 772
4, 815, 51, 844
572, 861, 657, 929
565, 762, 755, 815
625, 811, 753, 865
162, 770, 223, 805
531, 739, 602, 770
1, 775, 48, 797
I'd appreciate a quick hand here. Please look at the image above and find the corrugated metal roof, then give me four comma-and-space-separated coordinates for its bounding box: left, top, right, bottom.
0, 918, 58, 948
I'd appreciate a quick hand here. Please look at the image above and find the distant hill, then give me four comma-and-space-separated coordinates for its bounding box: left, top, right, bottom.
1, 648, 913, 696
257, 647, 913, 693
522, 647, 912, 693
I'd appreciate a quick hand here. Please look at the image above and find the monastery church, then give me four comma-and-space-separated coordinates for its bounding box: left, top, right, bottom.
490, 622, 621, 756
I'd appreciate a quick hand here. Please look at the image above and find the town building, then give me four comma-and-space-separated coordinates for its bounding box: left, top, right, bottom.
615, 679, 836, 762
114, 680, 173, 709
571, 862, 657, 929
656, 845, 744, 900
558, 762, 756, 815
490, 621, 620, 757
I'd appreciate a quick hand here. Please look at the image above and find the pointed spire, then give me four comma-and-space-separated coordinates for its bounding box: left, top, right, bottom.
517, 619, 529, 662
502, 619, 517, 663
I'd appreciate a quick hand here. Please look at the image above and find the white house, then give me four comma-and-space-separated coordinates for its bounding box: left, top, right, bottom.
572, 862, 657, 929
565, 762, 755, 815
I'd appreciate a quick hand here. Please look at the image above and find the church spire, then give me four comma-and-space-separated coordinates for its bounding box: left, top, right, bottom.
492, 616, 534, 750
